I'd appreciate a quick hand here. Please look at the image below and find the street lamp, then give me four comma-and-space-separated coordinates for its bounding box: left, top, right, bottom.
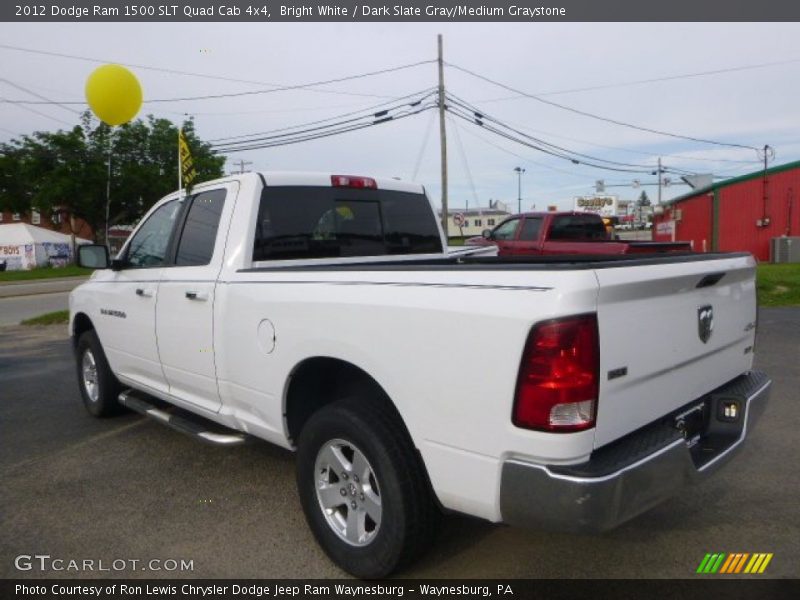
514, 167, 526, 214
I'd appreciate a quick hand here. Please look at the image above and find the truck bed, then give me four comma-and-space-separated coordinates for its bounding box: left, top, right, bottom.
242, 251, 742, 272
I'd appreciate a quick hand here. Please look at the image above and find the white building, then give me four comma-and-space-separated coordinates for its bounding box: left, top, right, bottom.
439, 202, 512, 238
0, 223, 90, 270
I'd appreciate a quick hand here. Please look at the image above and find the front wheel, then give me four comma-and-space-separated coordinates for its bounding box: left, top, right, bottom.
296, 397, 439, 578
76, 330, 122, 417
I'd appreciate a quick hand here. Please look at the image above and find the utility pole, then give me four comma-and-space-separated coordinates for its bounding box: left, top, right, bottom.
514, 167, 525, 214
762, 144, 771, 224
105, 129, 113, 246
233, 159, 253, 174
657, 157, 662, 206
437, 34, 449, 237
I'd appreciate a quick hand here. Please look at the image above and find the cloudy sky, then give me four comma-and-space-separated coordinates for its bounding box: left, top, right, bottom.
1, 22, 799, 210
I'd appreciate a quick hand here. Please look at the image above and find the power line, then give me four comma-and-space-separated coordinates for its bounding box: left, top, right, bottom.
210, 96, 435, 151
231, 159, 253, 174
453, 121, 591, 179
149, 61, 436, 104
0, 43, 403, 100
0, 78, 82, 115
446, 62, 761, 152
0, 94, 73, 127
208, 89, 436, 143
411, 110, 436, 181
159, 99, 386, 117
450, 107, 652, 174
467, 110, 760, 166
212, 103, 436, 153
447, 93, 650, 170
473, 57, 800, 99
447, 94, 660, 172
447, 115, 479, 209
0, 56, 437, 105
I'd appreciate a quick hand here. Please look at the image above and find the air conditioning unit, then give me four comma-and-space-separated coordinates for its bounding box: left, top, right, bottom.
770, 237, 800, 263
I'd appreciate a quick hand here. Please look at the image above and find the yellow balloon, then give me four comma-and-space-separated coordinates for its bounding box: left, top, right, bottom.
85, 64, 142, 126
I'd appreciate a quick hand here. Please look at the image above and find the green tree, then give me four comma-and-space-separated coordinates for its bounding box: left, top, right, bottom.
0, 112, 225, 241
637, 190, 651, 207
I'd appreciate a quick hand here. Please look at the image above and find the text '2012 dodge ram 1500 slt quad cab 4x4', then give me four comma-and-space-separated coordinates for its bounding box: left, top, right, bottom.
70, 172, 771, 578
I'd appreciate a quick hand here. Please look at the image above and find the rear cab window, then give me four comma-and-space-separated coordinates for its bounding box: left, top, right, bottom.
549, 215, 609, 241
253, 186, 443, 261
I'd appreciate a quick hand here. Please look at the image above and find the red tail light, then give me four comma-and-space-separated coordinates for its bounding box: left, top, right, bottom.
513, 314, 599, 432
331, 175, 377, 189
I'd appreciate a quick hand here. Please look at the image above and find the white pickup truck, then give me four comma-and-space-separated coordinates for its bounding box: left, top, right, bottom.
70, 172, 771, 578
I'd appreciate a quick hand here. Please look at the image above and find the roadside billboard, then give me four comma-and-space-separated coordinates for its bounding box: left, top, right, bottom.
573, 195, 618, 217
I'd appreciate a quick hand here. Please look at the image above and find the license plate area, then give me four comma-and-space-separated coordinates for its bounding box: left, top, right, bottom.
673, 401, 709, 447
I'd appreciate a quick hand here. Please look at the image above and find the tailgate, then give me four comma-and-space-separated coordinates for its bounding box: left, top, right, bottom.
593, 254, 757, 448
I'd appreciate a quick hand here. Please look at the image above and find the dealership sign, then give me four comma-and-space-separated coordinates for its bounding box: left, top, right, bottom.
656, 221, 675, 236
573, 195, 617, 217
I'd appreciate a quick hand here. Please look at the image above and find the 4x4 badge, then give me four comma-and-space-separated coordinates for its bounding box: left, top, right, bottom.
698, 305, 714, 343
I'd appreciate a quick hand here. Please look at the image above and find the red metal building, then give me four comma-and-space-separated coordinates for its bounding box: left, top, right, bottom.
653, 159, 800, 261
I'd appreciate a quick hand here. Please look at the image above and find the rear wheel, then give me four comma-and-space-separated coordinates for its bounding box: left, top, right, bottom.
296, 396, 439, 578
76, 330, 122, 417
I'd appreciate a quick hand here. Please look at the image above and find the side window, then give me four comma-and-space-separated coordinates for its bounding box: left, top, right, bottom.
519, 218, 542, 241
126, 200, 181, 268
492, 218, 520, 240
175, 189, 227, 267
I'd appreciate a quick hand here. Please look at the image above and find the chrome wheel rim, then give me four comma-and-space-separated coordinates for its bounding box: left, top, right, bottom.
314, 438, 382, 547
81, 349, 99, 403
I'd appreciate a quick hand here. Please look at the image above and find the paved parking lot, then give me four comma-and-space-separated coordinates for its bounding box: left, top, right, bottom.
1, 309, 798, 579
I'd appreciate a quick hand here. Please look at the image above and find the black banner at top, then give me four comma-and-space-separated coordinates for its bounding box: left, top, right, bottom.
3, 0, 800, 22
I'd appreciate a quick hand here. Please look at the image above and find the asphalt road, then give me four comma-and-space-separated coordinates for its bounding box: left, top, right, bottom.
1, 310, 798, 579
0, 276, 88, 298
0, 292, 70, 326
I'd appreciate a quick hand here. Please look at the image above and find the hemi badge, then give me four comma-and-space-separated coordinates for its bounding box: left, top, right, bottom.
608, 367, 628, 381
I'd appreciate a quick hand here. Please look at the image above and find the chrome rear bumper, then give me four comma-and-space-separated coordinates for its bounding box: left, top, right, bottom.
499, 370, 771, 532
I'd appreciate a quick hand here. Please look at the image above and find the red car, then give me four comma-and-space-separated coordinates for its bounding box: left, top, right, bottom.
466, 212, 691, 255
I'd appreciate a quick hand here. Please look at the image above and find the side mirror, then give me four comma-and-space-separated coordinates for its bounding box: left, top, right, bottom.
482, 229, 493, 240
77, 244, 110, 269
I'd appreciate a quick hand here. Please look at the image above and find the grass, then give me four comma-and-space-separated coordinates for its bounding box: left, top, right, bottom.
21, 310, 69, 326
757, 263, 800, 307
0, 264, 89, 282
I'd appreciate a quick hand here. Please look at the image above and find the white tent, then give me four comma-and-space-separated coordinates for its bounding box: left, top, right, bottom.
0, 223, 91, 271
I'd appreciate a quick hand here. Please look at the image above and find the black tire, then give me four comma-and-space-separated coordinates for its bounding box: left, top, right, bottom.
75, 330, 123, 417
296, 396, 439, 578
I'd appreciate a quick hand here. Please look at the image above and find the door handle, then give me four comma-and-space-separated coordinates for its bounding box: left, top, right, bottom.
185, 291, 208, 301
135, 288, 154, 298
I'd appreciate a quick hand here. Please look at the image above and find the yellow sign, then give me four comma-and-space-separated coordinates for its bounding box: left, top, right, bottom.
179, 129, 197, 187
576, 197, 614, 209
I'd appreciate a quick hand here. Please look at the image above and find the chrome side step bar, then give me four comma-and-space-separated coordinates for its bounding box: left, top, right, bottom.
119, 390, 248, 446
